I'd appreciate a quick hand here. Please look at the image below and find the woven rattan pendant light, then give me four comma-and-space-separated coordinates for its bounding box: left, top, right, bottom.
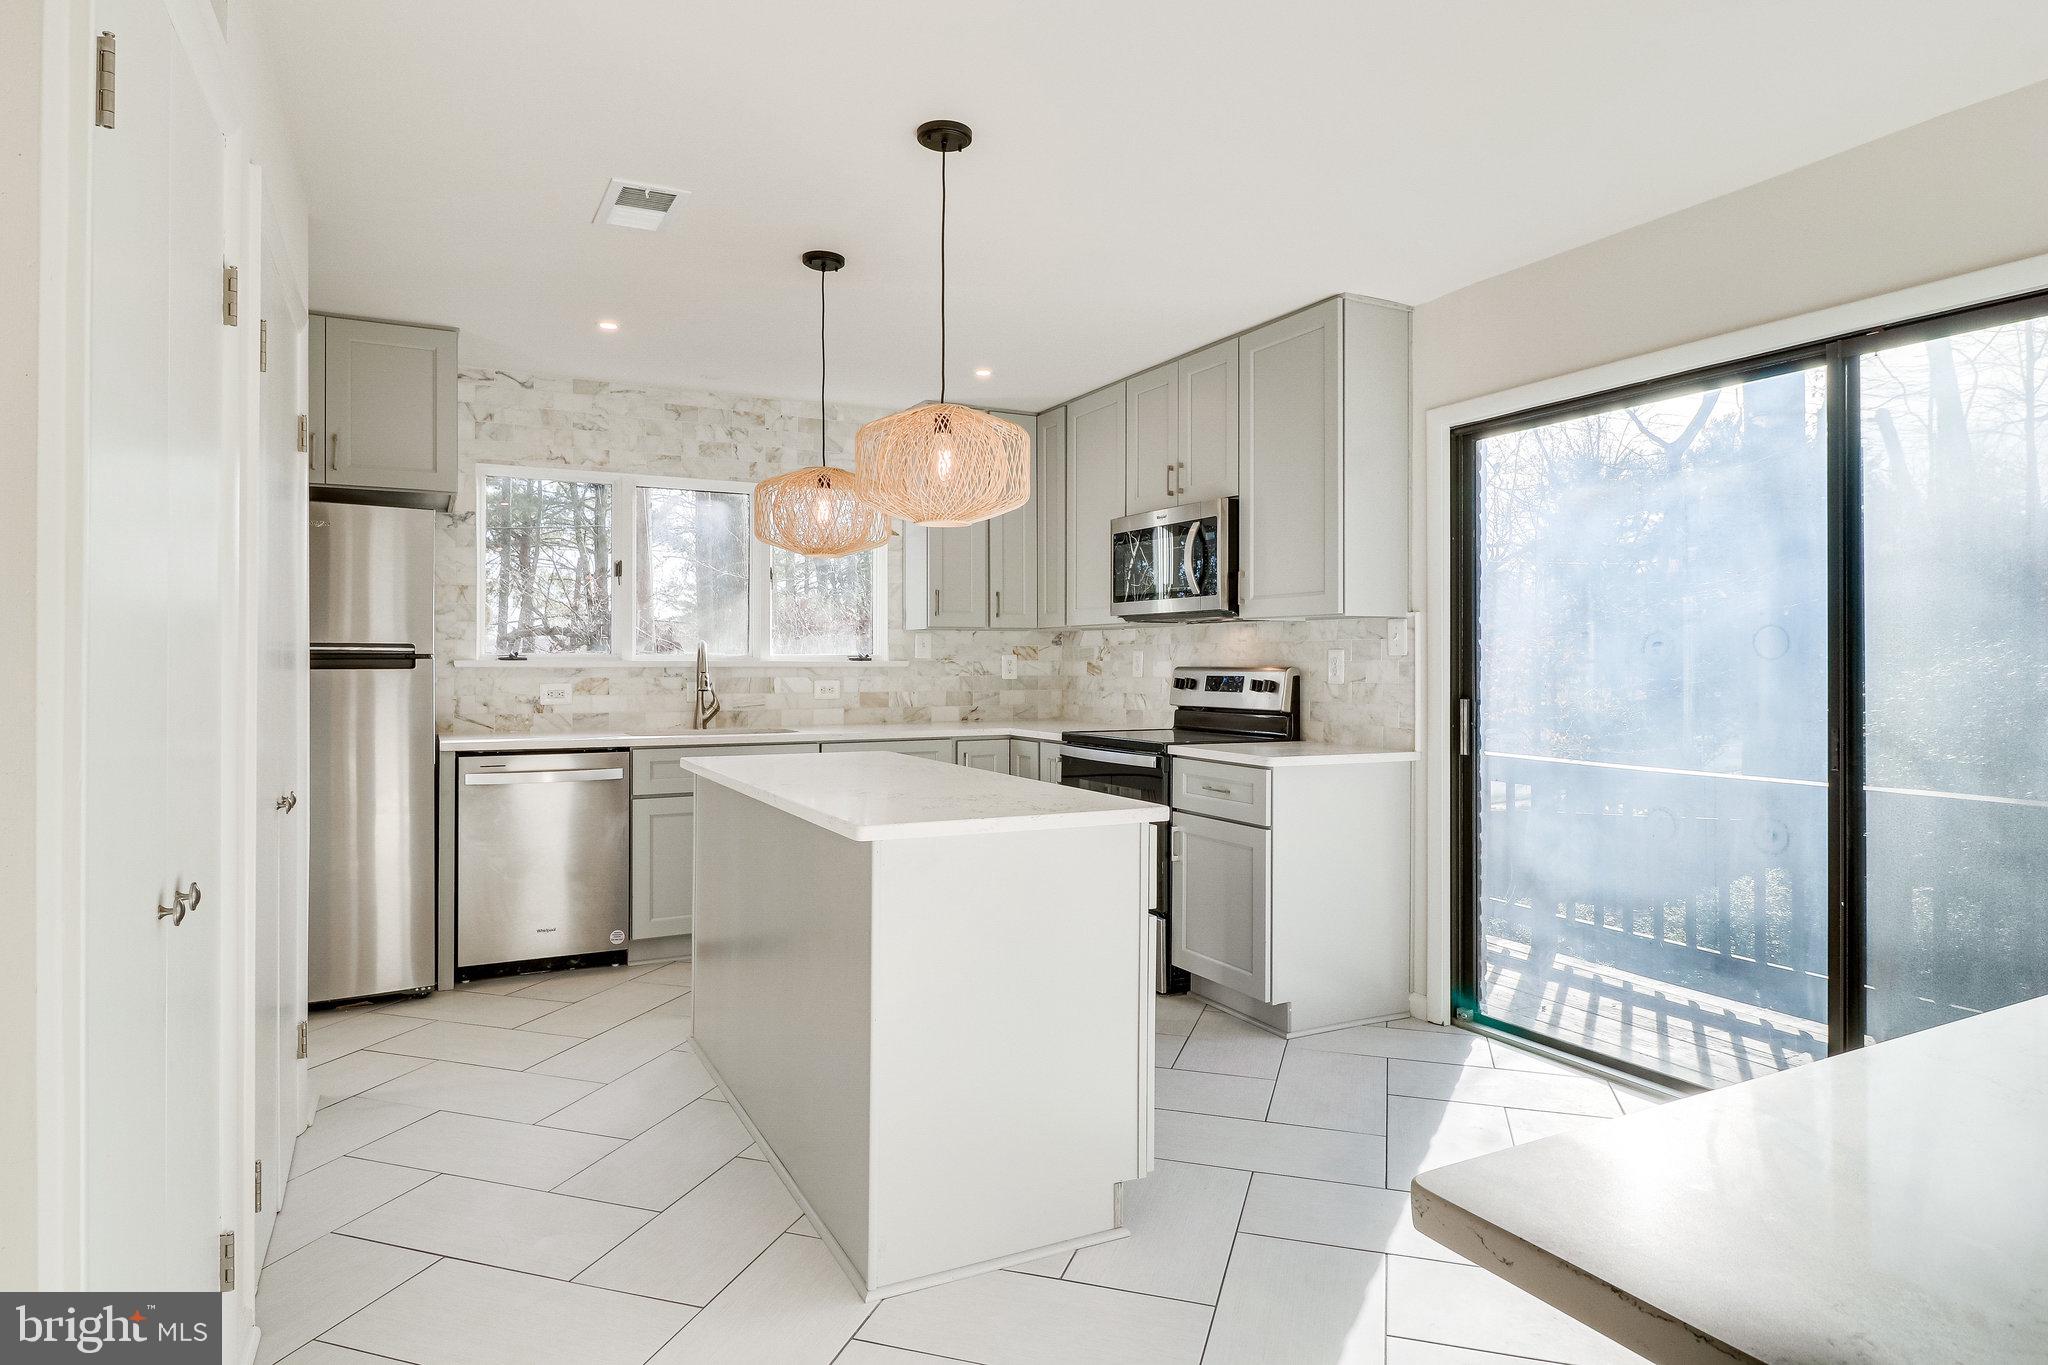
753, 250, 892, 557
855, 120, 1030, 528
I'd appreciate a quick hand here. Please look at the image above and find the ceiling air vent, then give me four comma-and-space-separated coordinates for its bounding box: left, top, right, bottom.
593, 177, 688, 231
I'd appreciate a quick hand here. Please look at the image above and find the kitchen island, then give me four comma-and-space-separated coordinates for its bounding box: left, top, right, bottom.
679, 749, 1168, 1301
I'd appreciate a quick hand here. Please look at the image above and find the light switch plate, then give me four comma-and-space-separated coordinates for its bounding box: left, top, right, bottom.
1388, 617, 1411, 657
813, 679, 843, 701
1326, 649, 1346, 686
913, 634, 933, 659
1000, 654, 1019, 680
539, 683, 572, 706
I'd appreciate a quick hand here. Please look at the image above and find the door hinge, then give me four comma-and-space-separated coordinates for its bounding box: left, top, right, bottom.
297, 415, 309, 452
259, 319, 269, 372
222, 264, 239, 326
296, 1020, 308, 1059
218, 1231, 236, 1292
94, 33, 116, 129
253, 1160, 264, 1212
613, 559, 623, 581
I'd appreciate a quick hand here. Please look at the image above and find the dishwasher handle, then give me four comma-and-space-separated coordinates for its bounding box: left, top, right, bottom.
463, 768, 626, 786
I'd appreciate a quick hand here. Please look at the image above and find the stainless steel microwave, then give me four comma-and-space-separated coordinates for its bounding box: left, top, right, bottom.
1110, 498, 1237, 622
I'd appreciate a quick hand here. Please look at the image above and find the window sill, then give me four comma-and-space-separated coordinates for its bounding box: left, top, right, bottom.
449, 657, 907, 671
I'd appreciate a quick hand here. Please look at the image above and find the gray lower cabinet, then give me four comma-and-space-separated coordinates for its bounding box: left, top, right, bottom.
311, 313, 459, 503
956, 737, 1009, 772
1009, 738, 1040, 780
1039, 741, 1062, 785
631, 795, 695, 940
821, 738, 957, 762
1171, 810, 1272, 1001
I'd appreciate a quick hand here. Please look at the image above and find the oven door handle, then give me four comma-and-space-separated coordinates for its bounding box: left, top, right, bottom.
1058, 744, 1162, 771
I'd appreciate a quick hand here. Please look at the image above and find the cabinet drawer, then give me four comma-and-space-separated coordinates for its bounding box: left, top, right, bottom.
1171, 756, 1271, 826
632, 742, 818, 796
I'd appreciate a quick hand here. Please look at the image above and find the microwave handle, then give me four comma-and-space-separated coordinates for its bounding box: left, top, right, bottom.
1180, 521, 1200, 594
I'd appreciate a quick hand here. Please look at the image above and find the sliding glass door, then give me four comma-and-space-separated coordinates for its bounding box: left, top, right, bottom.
1857, 310, 2048, 1043
1463, 363, 1831, 1088
1455, 289, 2048, 1088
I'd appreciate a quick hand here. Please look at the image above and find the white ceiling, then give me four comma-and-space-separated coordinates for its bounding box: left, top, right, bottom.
260, 1, 2048, 413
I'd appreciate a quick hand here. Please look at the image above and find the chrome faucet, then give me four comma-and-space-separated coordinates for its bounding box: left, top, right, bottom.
692, 642, 721, 730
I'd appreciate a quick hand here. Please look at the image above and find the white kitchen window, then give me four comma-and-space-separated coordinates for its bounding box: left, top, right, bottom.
478, 465, 888, 663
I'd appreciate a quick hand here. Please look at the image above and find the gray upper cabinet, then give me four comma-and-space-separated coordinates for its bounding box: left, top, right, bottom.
1124, 362, 1179, 515
1239, 301, 1343, 618
920, 522, 989, 629
1065, 383, 1127, 626
1237, 297, 1408, 619
1035, 407, 1067, 628
987, 411, 1037, 629
1175, 339, 1239, 503
312, 313, 459, 503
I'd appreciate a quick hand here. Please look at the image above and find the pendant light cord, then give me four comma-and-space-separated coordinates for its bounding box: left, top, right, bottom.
811, 261, 819, 470
938, 147, 948, 405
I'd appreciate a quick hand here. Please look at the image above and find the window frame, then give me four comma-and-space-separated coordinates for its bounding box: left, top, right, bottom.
475, 463, 890, 665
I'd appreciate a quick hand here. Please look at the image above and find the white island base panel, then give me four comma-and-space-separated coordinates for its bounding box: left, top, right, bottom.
688, 764, 1161, 1302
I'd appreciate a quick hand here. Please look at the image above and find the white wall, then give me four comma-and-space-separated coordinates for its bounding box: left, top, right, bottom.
1, 0, 45, 1290
1404, 77, 2048, 1016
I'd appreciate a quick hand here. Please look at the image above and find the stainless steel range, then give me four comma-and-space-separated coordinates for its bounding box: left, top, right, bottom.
1060, 666, 1300, 993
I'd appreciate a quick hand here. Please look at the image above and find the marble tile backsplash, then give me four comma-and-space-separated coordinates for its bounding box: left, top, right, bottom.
439, 369, 1414, 747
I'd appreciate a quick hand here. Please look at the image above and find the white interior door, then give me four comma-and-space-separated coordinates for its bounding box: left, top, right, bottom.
250, 239, 309, 1267
83, 0, 232, 1290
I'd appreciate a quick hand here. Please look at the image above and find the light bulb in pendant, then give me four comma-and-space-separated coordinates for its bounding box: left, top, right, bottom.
812, 491, 835, 528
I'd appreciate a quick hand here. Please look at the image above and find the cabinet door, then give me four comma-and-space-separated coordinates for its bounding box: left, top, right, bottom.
1066, 384, 1127, 626
987, 411, 1037, 628
1039, 741, 1062, 785
1176, 339, 1239, 503
307, 314, 328, 483
1035, 408, 1067, 628
956, 737, 1009, 772
1008, 738, 1040, 780
1171, 811, 1272, 1001
926, 523, 990, 628
1124, 362, 1179, 515
1239, 300, 1343, 618
631, 794, 695, 940
323, 316, 459, 496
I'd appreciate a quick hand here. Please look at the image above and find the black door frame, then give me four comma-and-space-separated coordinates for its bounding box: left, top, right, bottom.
1448, 285, 2048, 1089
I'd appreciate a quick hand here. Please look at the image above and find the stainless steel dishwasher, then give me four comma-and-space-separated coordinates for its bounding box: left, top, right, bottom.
456, 750, 630, 970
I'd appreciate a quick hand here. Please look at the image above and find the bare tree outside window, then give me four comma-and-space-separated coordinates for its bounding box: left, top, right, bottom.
769, 547, 877, 658
483, 473, 613, 655
637, 486, 750, 657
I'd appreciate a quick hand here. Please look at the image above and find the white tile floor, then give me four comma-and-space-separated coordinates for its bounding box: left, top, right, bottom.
261, 960, 1662, 1365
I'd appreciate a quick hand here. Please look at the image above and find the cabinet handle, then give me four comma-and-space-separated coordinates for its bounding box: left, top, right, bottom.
1177, 461, 1187, 496
1200, 783, 1234, 796
328, 431, 338, 473
1169, 827, 1184, 863
994, 589, 1001, 618
1165, 463, 1174, 497
933, 588, 940, 617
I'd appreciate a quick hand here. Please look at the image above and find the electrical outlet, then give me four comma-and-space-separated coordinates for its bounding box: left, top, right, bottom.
813, 679, 842, 701
1132, 651, 1145, 679
1000, 654, 1019, 680
1326, 649, 1346, 686
1388, 617, 1411, 658
539, 683, 572, 706
913, 634, 933, 660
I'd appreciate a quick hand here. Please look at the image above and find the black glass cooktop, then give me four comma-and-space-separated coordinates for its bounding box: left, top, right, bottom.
1061, 727, 1277, 753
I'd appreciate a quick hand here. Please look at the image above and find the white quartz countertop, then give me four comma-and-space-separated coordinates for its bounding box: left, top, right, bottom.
1165, 742, 1421, 768
436, 719, 1080, 753
1409, 997, 2048, 1365
681, 750, 1170, 842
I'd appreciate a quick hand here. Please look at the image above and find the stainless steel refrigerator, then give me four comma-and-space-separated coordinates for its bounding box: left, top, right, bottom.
308, 501, 436, 1002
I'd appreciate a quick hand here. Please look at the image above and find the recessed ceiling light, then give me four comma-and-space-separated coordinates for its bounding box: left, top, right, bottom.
973, 367, 992, 379
597, 320, 620, 332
